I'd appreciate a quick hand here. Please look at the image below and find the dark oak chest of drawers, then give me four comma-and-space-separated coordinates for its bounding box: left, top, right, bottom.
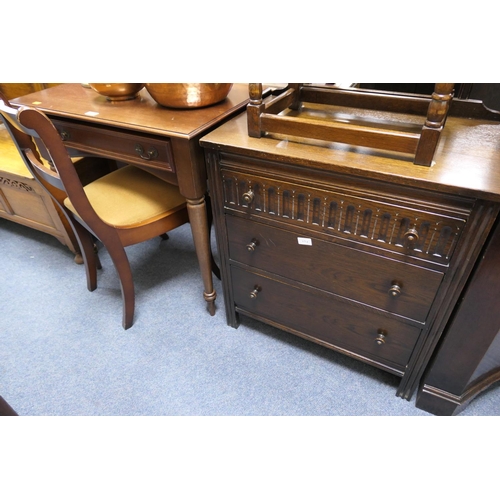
201, 110, 500, 402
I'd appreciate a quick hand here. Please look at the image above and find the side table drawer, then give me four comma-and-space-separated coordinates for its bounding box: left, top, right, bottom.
227, 215, 443, 322
52, 119, 176, 173
231, 266, 422, 373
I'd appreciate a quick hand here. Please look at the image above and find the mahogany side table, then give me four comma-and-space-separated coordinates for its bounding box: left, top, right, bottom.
13, 84, 250, 315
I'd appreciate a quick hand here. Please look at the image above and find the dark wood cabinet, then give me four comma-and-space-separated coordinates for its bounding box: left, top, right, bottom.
416, 216, 500, 415
201, 98, 500, 406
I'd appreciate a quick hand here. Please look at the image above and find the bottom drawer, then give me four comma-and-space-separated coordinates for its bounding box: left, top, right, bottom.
231, 266, 422, 373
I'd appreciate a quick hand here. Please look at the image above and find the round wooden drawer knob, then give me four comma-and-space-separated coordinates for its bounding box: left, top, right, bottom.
246, 239, 258, 252
242, 190, 254, 204
403, 228, 419, 246
375, 329, 388, 345
388, 281, 403, 298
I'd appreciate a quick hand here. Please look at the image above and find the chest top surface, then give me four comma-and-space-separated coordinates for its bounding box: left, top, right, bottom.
12, 84, 250, 140
200, 107, 500, 202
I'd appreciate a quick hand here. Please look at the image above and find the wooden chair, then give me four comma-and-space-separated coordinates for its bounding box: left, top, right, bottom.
0, 100, 189, 330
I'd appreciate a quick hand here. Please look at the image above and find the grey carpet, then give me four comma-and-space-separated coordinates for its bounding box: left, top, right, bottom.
1, 217, 499, 416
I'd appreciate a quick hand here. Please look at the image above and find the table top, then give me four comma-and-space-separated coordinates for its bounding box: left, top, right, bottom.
200, 104, 500, 202
12, 84, 250, 140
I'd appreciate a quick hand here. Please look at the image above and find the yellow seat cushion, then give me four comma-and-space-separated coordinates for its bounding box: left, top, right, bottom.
64, 165, 187, 228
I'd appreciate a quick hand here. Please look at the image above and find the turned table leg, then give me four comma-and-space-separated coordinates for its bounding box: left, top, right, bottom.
187, 196, 216, 315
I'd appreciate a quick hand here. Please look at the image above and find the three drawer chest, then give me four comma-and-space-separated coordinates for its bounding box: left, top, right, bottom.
201, 100, 500, 405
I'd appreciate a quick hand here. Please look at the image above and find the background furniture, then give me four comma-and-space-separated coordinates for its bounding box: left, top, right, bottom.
1, 85, 112, 262
1, 85, 85, 261
201, 93, 500, 402
0, 83, 59, 101
13, 84, 251, 316
0, 121, 83, 259
0, 395, 17, 416
416, 216, 500, 414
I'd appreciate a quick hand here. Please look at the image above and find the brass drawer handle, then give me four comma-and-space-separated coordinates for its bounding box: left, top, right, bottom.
388, 281, 403, 298
135, 143, 158, 160
242, 189, 254, 204
60, 130, 70, 141
249, 286, 261, 299
375, 329, 388, 345
246, 238, 258, 252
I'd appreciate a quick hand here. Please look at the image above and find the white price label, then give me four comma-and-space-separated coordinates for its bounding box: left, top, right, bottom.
297, 237, 312, 246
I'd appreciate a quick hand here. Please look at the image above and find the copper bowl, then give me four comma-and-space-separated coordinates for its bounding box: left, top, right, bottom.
88, 83, 145, 101
145, 83, 233, 108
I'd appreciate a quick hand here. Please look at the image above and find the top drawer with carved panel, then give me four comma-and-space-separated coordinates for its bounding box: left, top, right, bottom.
219, 154, 474, 267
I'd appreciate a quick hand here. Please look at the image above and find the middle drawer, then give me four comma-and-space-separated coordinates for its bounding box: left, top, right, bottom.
226, 215, 443, 323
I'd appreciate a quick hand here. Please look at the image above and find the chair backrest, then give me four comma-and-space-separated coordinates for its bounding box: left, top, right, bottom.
0, 94, 104, 233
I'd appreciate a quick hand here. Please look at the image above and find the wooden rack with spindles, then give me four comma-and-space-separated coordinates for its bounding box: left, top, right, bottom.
247, 83, 456, 167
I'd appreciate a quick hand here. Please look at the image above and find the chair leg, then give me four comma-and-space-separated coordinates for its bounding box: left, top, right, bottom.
104, 240, 135, 330
72, 221, 99, 292
94, 242, 102, 270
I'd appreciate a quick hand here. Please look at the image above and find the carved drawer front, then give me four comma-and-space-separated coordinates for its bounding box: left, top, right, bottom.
220, 168, 470, 265
52, 119, 176, 173
226, 216, 442, 323
231, 266, 422, 373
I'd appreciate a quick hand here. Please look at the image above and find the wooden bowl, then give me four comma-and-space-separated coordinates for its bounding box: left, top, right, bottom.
145, 83, 233, 108
88, 83, 145, 101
